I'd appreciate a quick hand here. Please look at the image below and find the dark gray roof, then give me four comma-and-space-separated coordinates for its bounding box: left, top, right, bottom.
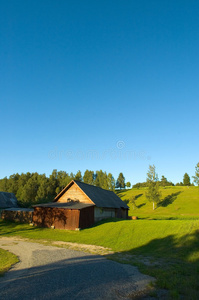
0, 192, 18, 209
54, 180, 129, 209
3, 208, 33, 212
33, 201, 94, 210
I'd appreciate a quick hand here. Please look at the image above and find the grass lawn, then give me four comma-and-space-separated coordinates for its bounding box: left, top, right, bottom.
0, 248, 19, 276
1, 218, 199, 298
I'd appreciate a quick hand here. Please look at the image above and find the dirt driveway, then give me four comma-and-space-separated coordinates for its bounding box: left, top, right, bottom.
0, 237, 154, 300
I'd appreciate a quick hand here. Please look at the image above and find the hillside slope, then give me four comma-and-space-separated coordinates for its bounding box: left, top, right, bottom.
117, 186, 199, 219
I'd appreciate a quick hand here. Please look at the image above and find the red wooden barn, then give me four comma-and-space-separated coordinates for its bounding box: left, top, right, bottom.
33, 180, 129, 230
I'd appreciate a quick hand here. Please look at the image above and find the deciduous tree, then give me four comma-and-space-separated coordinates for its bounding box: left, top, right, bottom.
192, 163, 199, 186
126, 182, 131, 188
107, 173, 115, 191
145, 165, 161, 210
75, 170, 82, 182
94, 170, 108, 190
83, 170, 94, 185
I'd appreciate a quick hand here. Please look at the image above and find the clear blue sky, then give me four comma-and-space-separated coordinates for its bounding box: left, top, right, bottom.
1, 0, 199, 185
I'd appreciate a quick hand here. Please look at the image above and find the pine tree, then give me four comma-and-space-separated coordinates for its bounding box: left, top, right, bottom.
116, 173, 125, 189
183, 173, 191, 186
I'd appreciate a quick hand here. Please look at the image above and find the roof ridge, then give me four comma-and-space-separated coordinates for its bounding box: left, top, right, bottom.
74, 180, 114, 192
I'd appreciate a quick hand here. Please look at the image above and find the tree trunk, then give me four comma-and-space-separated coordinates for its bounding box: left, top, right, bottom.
153, 202, 155, 210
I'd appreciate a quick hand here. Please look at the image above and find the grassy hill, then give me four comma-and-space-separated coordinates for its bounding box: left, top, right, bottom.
117, 186, 199, 219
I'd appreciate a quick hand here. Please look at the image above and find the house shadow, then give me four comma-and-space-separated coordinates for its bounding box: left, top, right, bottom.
158, 191, 182, 208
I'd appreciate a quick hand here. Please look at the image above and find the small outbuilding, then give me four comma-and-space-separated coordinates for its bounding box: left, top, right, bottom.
0, 192, 34, 223
33, 180, 129, 230
0, 192, 18, 209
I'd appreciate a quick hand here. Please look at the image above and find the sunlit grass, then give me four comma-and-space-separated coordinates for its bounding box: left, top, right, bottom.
0, 248, 19, 276
1, 218, 199, 258
117, 186, 199, 219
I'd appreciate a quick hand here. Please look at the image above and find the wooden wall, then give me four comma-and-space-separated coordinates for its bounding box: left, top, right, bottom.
33, 206, 95, 230
57, 184, 93, 204
79, 206, 94, 229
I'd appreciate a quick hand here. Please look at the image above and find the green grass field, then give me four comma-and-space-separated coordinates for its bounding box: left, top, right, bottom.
0, 186, 199, 298
0, 248, 19, 276
117, 186, 199, 219
1, 217, 199, 298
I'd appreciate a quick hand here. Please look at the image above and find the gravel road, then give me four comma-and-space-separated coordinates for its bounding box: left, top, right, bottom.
0, 237, 154, 300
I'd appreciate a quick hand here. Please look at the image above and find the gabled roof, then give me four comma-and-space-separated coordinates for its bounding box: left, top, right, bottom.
0, 192, 18, 209
54, 180, 129, 209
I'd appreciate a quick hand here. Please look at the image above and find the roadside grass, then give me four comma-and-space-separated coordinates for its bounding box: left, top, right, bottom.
117, 186, 199, 219
0, 248, 19, 276
1, 218, 199, 298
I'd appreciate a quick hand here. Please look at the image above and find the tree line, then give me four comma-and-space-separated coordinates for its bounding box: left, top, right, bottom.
0, 162, 198, 208
0, 170, 128, 207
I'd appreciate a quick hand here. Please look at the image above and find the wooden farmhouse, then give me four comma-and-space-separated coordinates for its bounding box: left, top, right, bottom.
33, 180, 129, 230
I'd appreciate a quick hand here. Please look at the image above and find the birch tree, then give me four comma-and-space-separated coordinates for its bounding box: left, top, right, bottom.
146, 165, 161, 210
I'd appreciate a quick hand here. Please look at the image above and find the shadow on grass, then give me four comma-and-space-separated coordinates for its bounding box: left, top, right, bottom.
115, 189, 128, 195
106, 229, 199, 299
137, 203, 146, 209
158, 192, 182, 208
0, 219, 43, 236
123, 199, 130, 205
134, 193, 143, 200
124, 194, 144, 206
90, 218, 127, 228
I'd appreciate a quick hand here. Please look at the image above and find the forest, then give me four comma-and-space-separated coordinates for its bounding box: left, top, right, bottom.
0, 170, 120, 207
